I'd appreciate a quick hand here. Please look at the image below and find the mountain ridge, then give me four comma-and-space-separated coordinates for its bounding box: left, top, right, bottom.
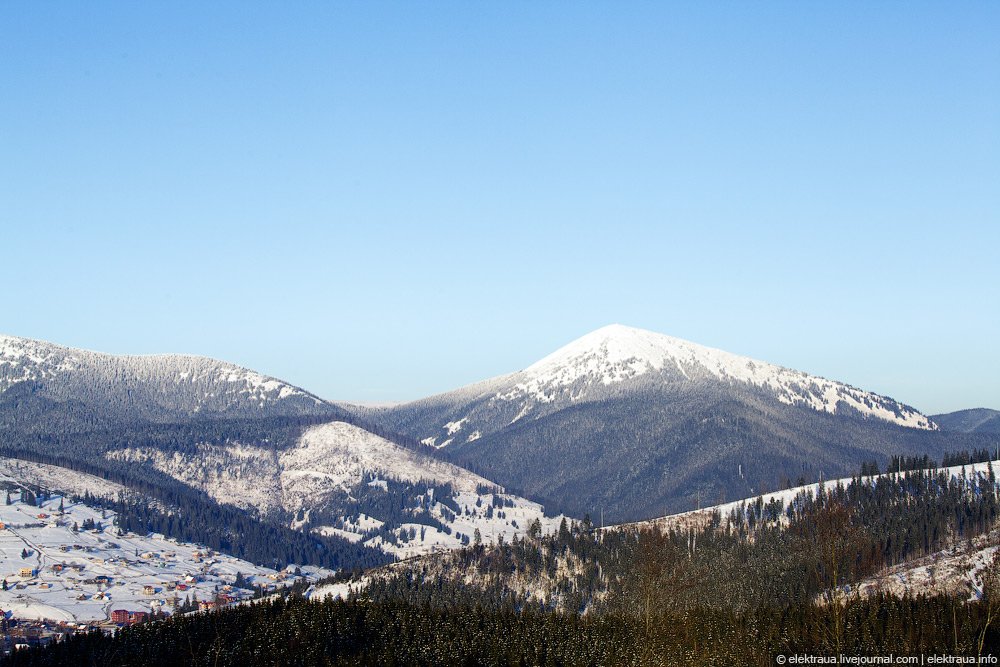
375, 324, 936, 450
932, 408, 1000, 434
371, 324, 985, 522
0, 333, 563, 562
0, 332, 334, 423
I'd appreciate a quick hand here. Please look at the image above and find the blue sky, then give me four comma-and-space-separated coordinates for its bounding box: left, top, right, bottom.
2, 2, 997, 413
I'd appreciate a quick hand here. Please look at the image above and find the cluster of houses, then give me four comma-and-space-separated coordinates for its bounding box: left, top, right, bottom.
0, 496, 323, 651
4, 550, 262, 614
0, 482, 335, 657
0, 614, 97, 655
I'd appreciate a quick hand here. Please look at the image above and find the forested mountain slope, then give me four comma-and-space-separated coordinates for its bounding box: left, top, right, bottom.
372, 325, 989, 520
0, 335, 560, 569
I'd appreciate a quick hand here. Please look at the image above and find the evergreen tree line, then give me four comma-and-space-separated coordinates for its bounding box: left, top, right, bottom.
12, 457, 1000, 664
302, 477, 459, 541
5, 594, 1000, 666
359, 461, 1000, 617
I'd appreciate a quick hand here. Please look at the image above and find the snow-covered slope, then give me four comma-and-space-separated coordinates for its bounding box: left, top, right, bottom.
108, 421, 491, 514
394, 324, 934, 449
0, 457, 330, 624
0, 334, 562, 561
853, 531, 1000, 602
0, 333, 333, 422
622, 460, 1000, 603
106, 421, 561, 559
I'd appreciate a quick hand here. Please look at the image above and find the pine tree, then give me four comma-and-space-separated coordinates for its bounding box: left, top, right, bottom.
978, 549, 1000, 659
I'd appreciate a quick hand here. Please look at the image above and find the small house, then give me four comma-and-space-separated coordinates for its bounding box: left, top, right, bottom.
18, 567, 34, 578
142, 585, 156, 595
129, 611, 148, 623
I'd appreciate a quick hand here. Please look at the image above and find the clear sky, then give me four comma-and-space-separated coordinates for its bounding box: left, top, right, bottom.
2, 2, 997, 414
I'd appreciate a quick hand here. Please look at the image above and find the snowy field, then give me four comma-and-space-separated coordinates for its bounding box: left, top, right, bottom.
0, 461, 331, 623
0, 459, 128, 502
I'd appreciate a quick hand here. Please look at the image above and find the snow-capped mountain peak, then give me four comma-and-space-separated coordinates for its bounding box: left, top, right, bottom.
523, 323, 725, 383
507, 324, 934, 430
480, 324, 937, 430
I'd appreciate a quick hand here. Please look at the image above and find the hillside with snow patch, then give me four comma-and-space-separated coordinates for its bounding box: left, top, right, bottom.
106, 421, 563, 559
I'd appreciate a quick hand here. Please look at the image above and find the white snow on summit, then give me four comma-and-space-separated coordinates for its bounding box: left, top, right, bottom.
494, 324, 934, 430
0, 334, 79, 391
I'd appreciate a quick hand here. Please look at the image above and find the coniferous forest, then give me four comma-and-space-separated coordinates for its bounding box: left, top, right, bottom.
9, 459, 1000, 665
4, 593, 999, 666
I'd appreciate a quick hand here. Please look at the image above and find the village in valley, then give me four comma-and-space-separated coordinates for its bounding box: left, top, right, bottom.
0, 461, 329, 654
